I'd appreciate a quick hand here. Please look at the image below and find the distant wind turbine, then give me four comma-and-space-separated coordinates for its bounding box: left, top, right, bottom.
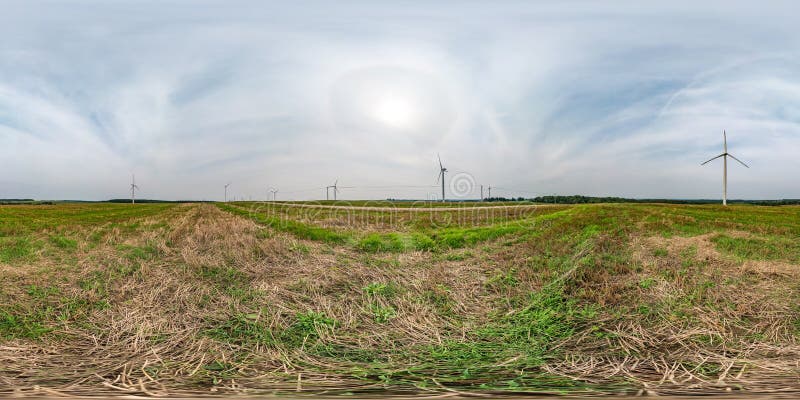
268, 188, 278, 201
130, 174, 139, 204
701, 130, 749, 206
436, 154, 447, 202
326, 179, 339, 201
224, 183, 231, 203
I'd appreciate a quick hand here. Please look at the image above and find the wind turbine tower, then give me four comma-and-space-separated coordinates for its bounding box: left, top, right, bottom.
326, 180, 339, 201
130, 174, 139, 204
436, 154, 447, 202
224, 183, 231, 203
701, 130, 749, 206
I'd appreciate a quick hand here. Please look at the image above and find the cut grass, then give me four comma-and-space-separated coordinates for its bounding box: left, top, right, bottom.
2, 202, 800, 395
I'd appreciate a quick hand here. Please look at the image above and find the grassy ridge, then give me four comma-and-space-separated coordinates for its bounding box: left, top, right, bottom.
219, 202, 574, 252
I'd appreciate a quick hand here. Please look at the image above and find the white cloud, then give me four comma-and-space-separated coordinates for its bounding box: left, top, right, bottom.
1, 1, 799, 200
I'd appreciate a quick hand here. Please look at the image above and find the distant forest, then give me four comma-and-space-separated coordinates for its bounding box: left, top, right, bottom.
485, 195, 800, 206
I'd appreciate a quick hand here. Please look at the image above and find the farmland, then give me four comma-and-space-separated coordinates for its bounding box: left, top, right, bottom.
1, 201, 800, 396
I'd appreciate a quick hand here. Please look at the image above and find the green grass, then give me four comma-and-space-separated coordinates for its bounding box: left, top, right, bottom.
206, 310, 339, 350
223, 202, 574, 254
0, 237, 39, 262
712, 234, 800, 262
49, 235, 78, 250
0, 295, 109, 339
218, 203, 349, 243
281, 311, 337, 347
363, 282, 398, 298
371, 284, 594, 389
0, 310, 53, 339
204, 313, 275, 346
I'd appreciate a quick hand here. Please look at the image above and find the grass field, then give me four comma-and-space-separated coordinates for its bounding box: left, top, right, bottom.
1, 201, 799, 396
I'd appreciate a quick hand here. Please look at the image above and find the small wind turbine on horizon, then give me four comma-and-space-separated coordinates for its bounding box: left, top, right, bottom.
224, 183, 231, 203
326, 180, 339, 201
436, 154, 447, 202
130, 174, 139, 204
268, 188, 278, 201
701, 130, 749, 206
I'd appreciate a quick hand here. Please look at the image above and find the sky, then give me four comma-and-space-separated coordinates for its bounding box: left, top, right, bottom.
1, 1, 799, 201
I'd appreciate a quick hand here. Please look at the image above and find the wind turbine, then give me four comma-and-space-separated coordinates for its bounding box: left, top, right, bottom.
130, 174, 139, 204
224, 183, 231, 203
326, 179, 339, 201
269, 188, 278, 201
436, 154, 447, 202
701, 130, 749, 206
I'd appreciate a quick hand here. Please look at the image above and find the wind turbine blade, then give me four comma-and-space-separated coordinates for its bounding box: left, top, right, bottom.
727, 153, 750, 168
723, 130, 727, 152
436, 171, 441, 184
701, 153, 725, 165
334, 179, 338, 186
437, 153, 443, 170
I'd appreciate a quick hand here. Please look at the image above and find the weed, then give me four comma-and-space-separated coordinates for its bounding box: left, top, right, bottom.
639, 277, 656, 289
25, 285, 60, 299
485, 268, 518, 289
50, 235, 78, 249
363, 282, 397, 298
280, 311, 336, 347
370, 304, 397, 323
205, 313, 274, 346
289, 242, 310, 254
445, 251, 473, 261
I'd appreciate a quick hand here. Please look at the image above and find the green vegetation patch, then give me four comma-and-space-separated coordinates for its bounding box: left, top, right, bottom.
0, 237, 40, 262
712, 234, 800, 262
204, 313, 275, 346
218, 203, 348, 244
362, 285, 594, 389
0, 294, 108, 340
357, 232, 435, 252
49, 235, 78, 250
207, 310, 338, 350
280, 311, 337, 347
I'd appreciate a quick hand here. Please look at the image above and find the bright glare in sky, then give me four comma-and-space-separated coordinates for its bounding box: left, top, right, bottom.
372, 95, 416, 129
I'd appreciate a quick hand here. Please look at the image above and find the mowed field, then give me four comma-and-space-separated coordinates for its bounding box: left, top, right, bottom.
1, 201, 800, 396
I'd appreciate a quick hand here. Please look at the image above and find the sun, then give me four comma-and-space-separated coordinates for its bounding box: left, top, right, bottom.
329, 65, 456, 139
372, 95, 416, 129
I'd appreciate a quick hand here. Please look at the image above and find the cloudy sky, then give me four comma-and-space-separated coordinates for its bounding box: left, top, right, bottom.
1, 1, 799, 201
